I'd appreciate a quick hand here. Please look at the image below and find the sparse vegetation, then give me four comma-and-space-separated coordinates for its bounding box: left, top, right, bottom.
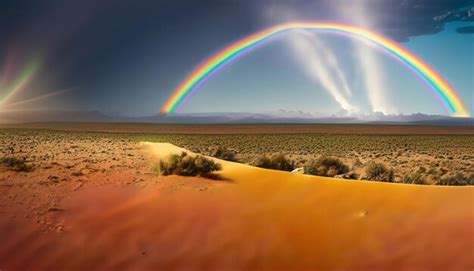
304, 156, 349, 177
1, 128, 473, 185
336, 171, 359, 180
365, 162, 394, 182
253, 154, 295, 172
208, 145, 238, 162
157, 152, 221, 178
435, 173, 474, 186
401, 172, 425, 185
0, 156, 33, 172
352, 158, 363, 168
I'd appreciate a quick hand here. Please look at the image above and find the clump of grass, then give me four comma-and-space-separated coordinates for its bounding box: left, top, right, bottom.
151, 163, 161, 175
401, 172, 425, 185
253, 154, 295, 172
435, 173, 474, 186
304, 156, 349, 177
157, 152, 221, 178
352, 158, 363, 168
0, 157, 33, 172
208, 145, 238, 162
365, 162, 394, 182
337, 171, 359, 180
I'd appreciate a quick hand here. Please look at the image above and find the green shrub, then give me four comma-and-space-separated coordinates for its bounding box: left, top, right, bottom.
0, 157, 33, 172
304, 156, 349, 177
253, 154, 295, 171
365, 162, 394, 182
208, 145, 238, 162
401, 172, 425, 185
158, 152, 221, 178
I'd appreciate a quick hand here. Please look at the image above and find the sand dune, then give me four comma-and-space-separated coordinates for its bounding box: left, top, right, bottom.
1, 142, 473, 270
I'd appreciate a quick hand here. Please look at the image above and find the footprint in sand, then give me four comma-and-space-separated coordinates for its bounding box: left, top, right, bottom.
358, 209, 368, 217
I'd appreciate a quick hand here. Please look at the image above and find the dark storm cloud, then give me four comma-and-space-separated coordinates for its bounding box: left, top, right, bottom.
0, 0, 472, 114
2, 0, 472, 68
456, 25, 474, 33
382, 1, 474, 40
434, 6, 474, 22
0, 0, 260, 98
1, 1, 472, 80
258, 0, 474, 41
2, 0, 471, 52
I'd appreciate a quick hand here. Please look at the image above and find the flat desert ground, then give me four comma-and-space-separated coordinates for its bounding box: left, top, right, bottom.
0, 124, 473, 270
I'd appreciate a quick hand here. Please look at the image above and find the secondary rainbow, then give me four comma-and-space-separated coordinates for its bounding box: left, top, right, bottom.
0, 57, 40, 104
161, 22, 469, 117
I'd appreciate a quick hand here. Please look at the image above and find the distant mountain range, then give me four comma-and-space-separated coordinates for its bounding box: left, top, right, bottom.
0, 110, 473, 126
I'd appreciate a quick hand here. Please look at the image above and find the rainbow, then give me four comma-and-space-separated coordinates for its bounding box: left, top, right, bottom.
0, 57, 40, 104
161, 22, 470, 117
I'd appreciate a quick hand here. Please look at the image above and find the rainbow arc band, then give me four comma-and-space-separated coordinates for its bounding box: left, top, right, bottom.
0, 57, 40, 104
161, 22, 469, 117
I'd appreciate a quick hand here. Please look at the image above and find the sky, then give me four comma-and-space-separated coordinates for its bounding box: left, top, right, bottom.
0, 0, 472, 117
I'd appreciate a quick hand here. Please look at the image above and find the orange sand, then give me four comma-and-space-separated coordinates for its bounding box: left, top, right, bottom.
0, 142, 472, 270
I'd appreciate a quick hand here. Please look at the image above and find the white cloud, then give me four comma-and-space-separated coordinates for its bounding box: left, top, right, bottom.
287, 31, 357, 112
338, 1, 396, 114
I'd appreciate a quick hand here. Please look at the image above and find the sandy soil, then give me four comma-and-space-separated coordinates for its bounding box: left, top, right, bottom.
0, 138, 472, 270
0, 135, 222, 233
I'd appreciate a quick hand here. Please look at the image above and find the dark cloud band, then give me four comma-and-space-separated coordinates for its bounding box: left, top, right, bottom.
456, 25, 474, 33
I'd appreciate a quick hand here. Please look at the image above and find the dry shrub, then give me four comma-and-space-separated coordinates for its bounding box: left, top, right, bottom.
435, 173, 474, 186
253, 154, 295, 172
352, 158, 363, 168
401, 172, 425, 185
304, 156, 349, 177
365, 162, 394, 182
158, 152, 221, 178
208, 145, 238, 162
336, 171, 359, 180
0, 157, 33, 172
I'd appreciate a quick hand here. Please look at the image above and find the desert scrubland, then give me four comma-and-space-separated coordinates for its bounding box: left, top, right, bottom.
0, 125, 473, 270
3, 123, 472, 184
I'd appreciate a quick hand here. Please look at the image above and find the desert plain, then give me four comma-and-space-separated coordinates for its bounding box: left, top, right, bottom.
0, 123, 473, 270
